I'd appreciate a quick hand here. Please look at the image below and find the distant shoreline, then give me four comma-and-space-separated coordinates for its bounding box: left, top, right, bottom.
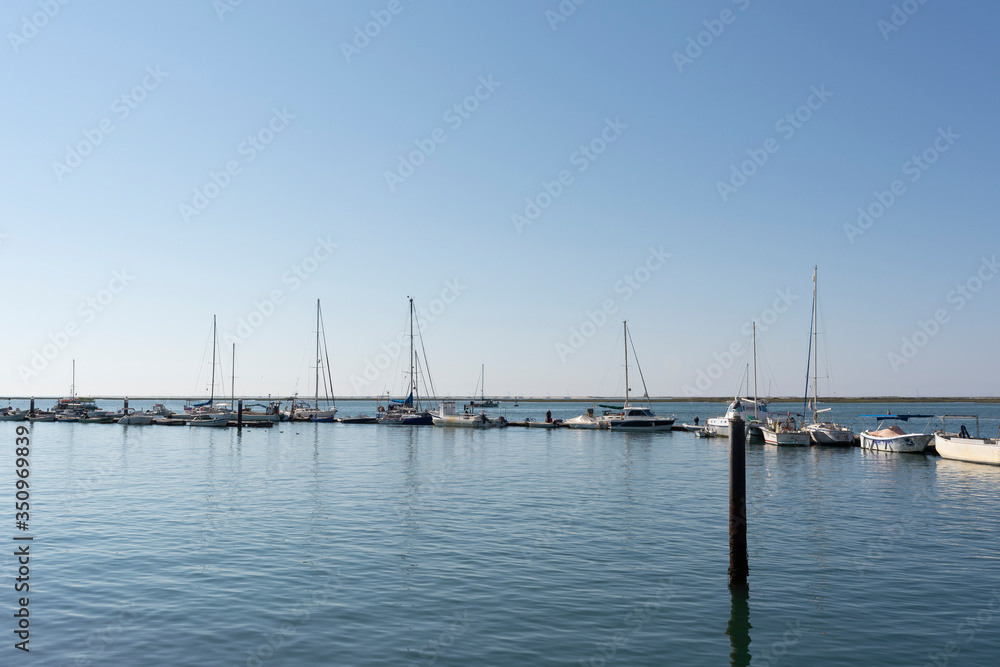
3, 395, 997, 403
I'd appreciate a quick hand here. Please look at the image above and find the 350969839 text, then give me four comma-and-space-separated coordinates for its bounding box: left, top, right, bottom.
13, 424, 32, 653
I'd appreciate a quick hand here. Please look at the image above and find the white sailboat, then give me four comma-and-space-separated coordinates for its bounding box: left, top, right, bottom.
601, 321, 675, 431
800, 266, 855, 445
706, 324, 767, 438
287, 300, 338, 422
379, 297, 434, 425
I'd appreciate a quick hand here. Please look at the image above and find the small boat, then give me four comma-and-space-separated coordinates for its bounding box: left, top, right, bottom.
934, 415, 1000, 466
27, 412, 56, 422
0, 408, 26, 421
78, 413, 115, 424
760, 414, 811, 446
694, 428, 717, 438
858, 414, 934, 453
565, 407, 606, 429
118, 410, 154, 425
523, 417, 560, 428
706, 398, 768, 437
189, 414, 229, 427
469, 364, 499, 408
600, 322, 675, 432
679, 422, 705, 432
152, 417, 187, 426
339, 415, 379, 424
433, 401, 506, 428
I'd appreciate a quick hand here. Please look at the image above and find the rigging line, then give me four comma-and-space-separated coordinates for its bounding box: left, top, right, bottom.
415, 316, 436, 399
625, 325, 653, 407
191, 320, 214, 397
319, 301, 336, 405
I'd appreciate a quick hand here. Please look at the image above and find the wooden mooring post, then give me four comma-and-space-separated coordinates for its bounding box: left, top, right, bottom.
729, 415, 748, 590
237, 399, 243, 430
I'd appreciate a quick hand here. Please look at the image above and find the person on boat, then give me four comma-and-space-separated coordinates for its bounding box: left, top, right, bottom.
694, 417, 699, 425
545, 410, 552, 423
959, 424, 970, 438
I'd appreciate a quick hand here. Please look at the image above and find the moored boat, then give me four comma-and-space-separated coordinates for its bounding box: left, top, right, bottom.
433, 400, 505, 428
934, 415, 1000, 465
0, 408, 26, 421
858, 414, 934, 453
565, 407, 606, 429
601, 321, 675, 432
377, 298, 435, 426
189, 414, 229, 427
760, 414, 811, 446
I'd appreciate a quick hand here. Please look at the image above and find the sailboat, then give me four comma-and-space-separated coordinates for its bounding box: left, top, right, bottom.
705, 324, 768, 438
469, 364, 499, 408
185, 316, 231, 427
600, 321, 675, 431
379, 297, 434, 425
800, 266, 855, 445
288, 300, 338, 422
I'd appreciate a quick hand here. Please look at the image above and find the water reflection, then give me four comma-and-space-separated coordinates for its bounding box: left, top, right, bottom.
727, 585, 752, 667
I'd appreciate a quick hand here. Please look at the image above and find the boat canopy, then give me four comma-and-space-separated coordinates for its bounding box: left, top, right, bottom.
391, 393, 414, 406
599, 404, 623, 410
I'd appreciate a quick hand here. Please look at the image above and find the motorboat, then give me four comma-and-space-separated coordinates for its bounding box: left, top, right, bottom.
564, 407, 606, 429
706, 398, 767, 437
339, 415, 379, 424
934, 415, 1000, 465
858, 414, 934, 453
760, 414, 811, 446
118, 410, 154, 425
433, 400, 506, 428
189, 414, 229, 427
523, 417, 560, 428
0, 408, 26, 421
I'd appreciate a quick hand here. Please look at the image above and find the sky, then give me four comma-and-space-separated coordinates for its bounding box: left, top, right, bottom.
2, 0, 998, 399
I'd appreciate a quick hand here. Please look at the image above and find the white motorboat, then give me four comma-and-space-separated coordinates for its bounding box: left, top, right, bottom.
934, 415, 1000, 465
0, 408, 26, 421
858, 414, 934, 453
118, 410, 154, 425
600, 321, 675, 432
801, 266, 854, 445
433, 400, 505, 428
523, 417, 560, 428
565, 407, 606, 429
27, 412, 56, 422
707, 398, 767, 437
760, 414, 811, 446
694, 428, 717, 438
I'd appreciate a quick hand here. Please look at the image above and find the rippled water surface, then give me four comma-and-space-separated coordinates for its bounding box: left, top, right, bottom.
3, 400, 1000, 666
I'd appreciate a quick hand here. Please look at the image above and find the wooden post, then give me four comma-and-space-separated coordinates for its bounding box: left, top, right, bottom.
124, 397, 129, 415
29, 397, 35, 416
729, 415, 748, 590
237, 399, 243, 430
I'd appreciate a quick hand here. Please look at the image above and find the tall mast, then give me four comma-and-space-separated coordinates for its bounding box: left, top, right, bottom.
812, 266, 819, 421
210, 315, 217, 405
231, 342, 236, 404
802, 269, 816, 421
481, 364, 485, 401
753, 322, 758, 421
315, 299, 321, 410
71, 359, 76, 398
623, 320, 629, 405
408, 297, 415, 400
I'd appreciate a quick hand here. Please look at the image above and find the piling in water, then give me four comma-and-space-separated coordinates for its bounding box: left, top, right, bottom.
237, 399, 243, 429
729, 415, 748, 589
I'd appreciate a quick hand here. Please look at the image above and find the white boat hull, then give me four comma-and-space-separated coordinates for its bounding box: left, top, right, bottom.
432, 414, 501, 428
761, 427, 811, 446
805, 423, 855, 445
859, 431, 931, 453
0, 411, 26, 421
189, 417, 230, 427
933, 434, 1000, 465
118, 414, 154, 425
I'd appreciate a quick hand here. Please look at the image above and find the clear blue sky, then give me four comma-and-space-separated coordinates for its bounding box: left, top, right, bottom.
2, 0, 998, 398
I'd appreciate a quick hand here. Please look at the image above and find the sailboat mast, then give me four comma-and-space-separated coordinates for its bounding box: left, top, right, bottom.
71, 358, 76, 398
210, 315, 217, 404
315, 299, 321, 410
812, 266, 819, 422
753, 322, 758, 421
408, 297, 415, 399
481, 364, 485, 401
232, 343, 236, 403
623, 320, 629, 404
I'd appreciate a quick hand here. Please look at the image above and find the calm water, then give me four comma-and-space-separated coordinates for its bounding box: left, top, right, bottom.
3, 400, 999, 666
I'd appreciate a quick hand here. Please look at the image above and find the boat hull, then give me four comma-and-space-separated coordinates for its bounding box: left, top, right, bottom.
606, 419, 675, 431
859, 431, 931, 453
761, 427, 811, 446
118, 415, 154, 425
0, 412, 26, 421
432, 414, 501, 428
933, 434, 1000, 465
189, 417, 229, 427
380, 412, 434, 426
805, 423, 855, 445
